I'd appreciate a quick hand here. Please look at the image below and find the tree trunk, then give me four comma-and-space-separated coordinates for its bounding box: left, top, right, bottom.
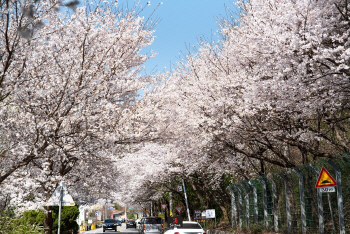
211, 194, 229, 223
190, 181, 208, 209
44, 206, 53, 234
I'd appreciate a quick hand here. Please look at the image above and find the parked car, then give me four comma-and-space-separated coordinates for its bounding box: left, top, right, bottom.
164, 221, 205, 234
103, 219, 118, 232
126, 219, 137, 229
138, 217, 163, 234
116, 219, 122, 226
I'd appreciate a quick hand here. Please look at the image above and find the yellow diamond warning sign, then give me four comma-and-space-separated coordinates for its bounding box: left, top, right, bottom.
315, 167, 337, 188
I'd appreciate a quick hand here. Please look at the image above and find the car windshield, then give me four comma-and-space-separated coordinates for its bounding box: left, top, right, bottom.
178, 223, 202, 229
144, 218, 162, 224
104, 219, 116, 223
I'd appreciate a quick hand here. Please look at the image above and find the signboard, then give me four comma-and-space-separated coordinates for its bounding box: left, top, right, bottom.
177, 185, 183, 192
158, 212, 165, 220
315, 167, 337, 188
161, 204, 168, 211
206, 209, 215, 218
175, 206, 183, 214
108, 207, 113, 210
194, 210, 202, 219
95, 211, 102, 221
167, 216, 183, 228
78, 206, 85, 224
47, 181, 75, 206
320, 187, 336, 193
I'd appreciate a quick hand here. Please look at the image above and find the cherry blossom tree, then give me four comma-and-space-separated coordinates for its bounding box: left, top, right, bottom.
0, 0, 158, 232
114, 0, 350, 212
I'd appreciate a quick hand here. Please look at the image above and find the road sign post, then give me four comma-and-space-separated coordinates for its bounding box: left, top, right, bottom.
315, 167, 337, 188
169, 192, 173, 217
206, 209, 216, 228
58, 187, 62, 234
161, 204, 168, 211
182, 179, 191, 221
328, 160, 345, 234
47, 182, 75, 234
175, 206, 183, 214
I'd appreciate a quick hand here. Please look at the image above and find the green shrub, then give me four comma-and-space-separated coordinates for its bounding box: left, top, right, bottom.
0, 215, 42, 234
52, 205, 79, 234
127, 213, 135, 219
22, 210, 44, 226
249, 223, 264, 234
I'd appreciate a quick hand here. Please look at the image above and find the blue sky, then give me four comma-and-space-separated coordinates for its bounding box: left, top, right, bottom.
130, 0, 237, 74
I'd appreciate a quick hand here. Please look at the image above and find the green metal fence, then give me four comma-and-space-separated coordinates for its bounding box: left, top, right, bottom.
227, 153, 350, 234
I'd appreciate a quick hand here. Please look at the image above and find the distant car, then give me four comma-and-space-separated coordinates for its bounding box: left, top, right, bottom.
116, 220, 122, 226
138, 217, 163, 234
103, 219, 118, 232
164, 221, 205, 234
126, 219, 137, 229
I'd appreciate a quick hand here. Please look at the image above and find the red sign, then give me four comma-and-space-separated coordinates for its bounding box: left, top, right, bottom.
167, 216, 183, 228
161, 204, 168, 211
175, 206, 183, 214
315, 167, 337, 188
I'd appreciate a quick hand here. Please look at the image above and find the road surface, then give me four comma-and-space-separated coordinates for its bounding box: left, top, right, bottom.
82, 223, 139, 234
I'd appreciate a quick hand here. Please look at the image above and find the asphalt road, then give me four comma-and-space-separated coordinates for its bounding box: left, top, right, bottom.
83, 223, 139, 234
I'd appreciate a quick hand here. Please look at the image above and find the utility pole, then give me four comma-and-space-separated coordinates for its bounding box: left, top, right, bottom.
105, 198, 107, 221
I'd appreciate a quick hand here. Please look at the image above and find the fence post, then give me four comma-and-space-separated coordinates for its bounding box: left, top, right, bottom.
248, 181, 258, 224
292, 168, 306, 234
257, 178, 268, 229
309, 164, 324, 234
279, 173, 291, 233
235, 186, 243, 231
328, 159, 345, 234
267, 176, 278, 233
227, 186, 237, 230
241, 183, 250, 228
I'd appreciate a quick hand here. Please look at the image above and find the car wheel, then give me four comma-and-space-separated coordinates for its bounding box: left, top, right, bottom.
103, 229, 106, 232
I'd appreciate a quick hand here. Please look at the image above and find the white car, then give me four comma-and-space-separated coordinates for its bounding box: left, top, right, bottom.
164, 221, 206, 234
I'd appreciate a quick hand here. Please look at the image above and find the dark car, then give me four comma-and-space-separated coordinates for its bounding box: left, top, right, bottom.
116, 220, 122, 226
103, 219, 118, 232
126, 219, 137, 229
